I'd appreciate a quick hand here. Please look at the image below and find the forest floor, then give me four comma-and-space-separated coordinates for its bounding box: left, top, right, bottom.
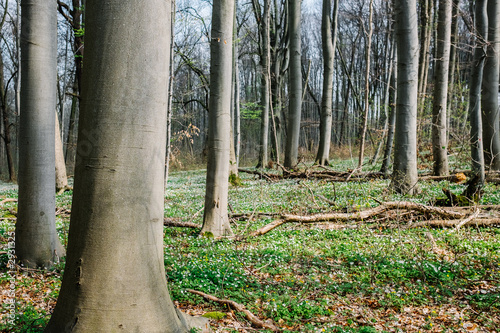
0, 159, 499, 332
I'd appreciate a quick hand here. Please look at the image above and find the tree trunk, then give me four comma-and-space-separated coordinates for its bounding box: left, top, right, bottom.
55, 111, 68, 192
16, 0, 64, 268
284, 0, 302, 168
315, 0, 338, 166
358, 0, 374, 170
200, 0, 235, 238
46, 1, 208, 331
380, 43, 397, 175
391, 0, 419, 195
165, 0, 176, 187
65, 77, 78, 175
469, 0, 487, 184
431, 0, 452, 176
257, 0, 270, 169
481, 0, 500, 170
235, 40, 241, 166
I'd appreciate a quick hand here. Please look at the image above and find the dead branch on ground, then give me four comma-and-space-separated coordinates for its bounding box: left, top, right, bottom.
186, 289, 279, 331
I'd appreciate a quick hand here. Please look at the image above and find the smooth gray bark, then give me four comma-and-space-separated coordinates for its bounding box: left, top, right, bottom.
358, 0, 374, 170
257, 0, 271, 169
431, 0, 452, 176
315, 0, 338, 166
391, 0, 419, 195
284, 0, 302, 168
45, 1, 208, 331
55, 111, 68, 193
200, 0, 235, 238
469, 0, 487, 184
165, 0, 176, 187
380, 43, 397, 175
16, 0, 64, 268
481, 0, 500, 170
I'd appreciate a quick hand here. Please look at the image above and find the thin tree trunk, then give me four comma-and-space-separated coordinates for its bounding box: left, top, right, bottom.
16, 0, 64, 267
315, 0, 338, 166
380, 42, 397, 175
284, 0, 302, 168
65, 77, 78, 175
235, 43, 241, 166
46, 1, 209, 331
165, 0, 176, 187
55, 111, 68, 192
431, 0, 452, 176
201, 0, 235, 238
257, 0, 270, 168
481, 0, 500, 170
469, 0, 487, 184
392, 0, 419, 195
358, 0, 374, 169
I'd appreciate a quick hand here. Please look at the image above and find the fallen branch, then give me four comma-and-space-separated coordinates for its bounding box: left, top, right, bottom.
405, 218, 500, 229
238, 168, 278, 182
249, 219, 286, 237
164, 218, 200, 229
186, 289, 279, 331
0, 198, 17, 205
453, 209, 481, 232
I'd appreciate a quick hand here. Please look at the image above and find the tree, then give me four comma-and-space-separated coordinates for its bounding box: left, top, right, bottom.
284, 0, 302, 168
55, 111, 69, 193
481, 0, 500, 170
431, 0, 452, 176
358, 0, 374, 169
200, 0, 235, 238
16, 0, 64, 268
315, 0, 338, 166
469, 0, 487, 184
391, 0, 419, 195
45, 1, 208, 331
256, 0, 271, 169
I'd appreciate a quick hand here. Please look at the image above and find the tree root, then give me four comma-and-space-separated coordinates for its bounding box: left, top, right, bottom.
186, 289, 279, 331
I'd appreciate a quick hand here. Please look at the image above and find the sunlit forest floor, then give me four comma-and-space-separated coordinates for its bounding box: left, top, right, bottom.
1, 158, 499, 332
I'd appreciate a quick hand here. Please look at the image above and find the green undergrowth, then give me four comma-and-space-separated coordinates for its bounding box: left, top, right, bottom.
0, 163, 499, 332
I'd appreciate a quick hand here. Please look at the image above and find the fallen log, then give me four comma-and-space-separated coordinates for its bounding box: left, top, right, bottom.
164, 218, 200, 229
187, 289, 279, 331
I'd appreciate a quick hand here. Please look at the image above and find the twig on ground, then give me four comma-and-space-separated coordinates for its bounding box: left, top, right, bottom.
186, 289, 279, 331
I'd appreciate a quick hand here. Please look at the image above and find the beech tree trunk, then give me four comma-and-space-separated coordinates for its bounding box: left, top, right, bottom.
431, 0, 452, 176
482, 0, 500, 170
315, 0, 338, 166
55, 111, 68, 192
469, 0, 487, 184
284, 0, 302, 168
46, 1, 207, 331
391, 0, 419, 195
16, 0, 64, 268
358, 0, 374, 170
200, 0, 235, 238
257, 0, 271, 169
